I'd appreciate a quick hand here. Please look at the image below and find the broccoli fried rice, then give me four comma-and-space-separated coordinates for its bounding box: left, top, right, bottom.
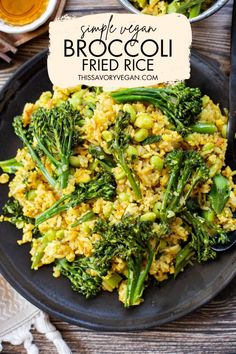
1, 83, 236, 307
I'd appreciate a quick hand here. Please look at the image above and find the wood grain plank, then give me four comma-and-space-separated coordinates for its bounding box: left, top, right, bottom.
0, 0, 235, 353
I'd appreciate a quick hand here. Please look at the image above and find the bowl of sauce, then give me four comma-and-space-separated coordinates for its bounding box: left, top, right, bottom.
0, 0, 57, 34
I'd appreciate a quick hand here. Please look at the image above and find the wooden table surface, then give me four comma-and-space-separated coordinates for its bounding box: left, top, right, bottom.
1, 0, 235, 353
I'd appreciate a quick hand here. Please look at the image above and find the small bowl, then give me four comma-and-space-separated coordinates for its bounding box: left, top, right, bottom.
119, 0, 230, 23
0, 0, 57, 34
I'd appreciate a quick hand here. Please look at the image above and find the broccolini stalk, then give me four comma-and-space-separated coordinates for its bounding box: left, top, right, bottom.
108, 111, 142, 199
31, 102, 83, 189
174, 243, 195, 277
2, 199, 33, 228
71, 211, 96, 227
174, 210, 229, 276
13, 116, 57, 188
88, 145, 116, 172
160, 150, 209, 224
125, 240, 155, 307
0, 158, 22, 174
182, 210, 229, 263
111, 83, 202, 135
35, 172, 116, 226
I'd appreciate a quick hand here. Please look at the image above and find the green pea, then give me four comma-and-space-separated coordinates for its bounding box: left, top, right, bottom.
69, 156, 81, 168
140, 212, 156, 222
69, 91, 83, 108
102, 130, 113, 142
134, 128, 149, 142
221, 124, 228, 138
123, 104, 136, 123
135, 113, 154, 129
26, 190, 37, 201
202, 209, 215, 223
150, 156, 164, 170
126, 146, 138, 157
153, 201, 162, 217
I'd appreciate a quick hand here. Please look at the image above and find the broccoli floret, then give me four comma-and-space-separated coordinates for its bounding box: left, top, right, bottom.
0, 158, 22, 174
107, 111, 142, 199
35, 172, 116, 226
88, 145, 116, 172
56, 217, 159, 306
56, 258, 103, 298
13, 102, 83, 190
160, 149, 209, 225
111, 83, 202, 135
2, 199, 32, 228
174, 209, 229, 276
13, 116, 57, 188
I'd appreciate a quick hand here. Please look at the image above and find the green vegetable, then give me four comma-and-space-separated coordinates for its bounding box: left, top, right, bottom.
190, 122, 217, 134
0, 158, 22, 174
126, 146, 138, 158
189, 3, 201, 18
31, 230, 60, 270
26, 190, 37, 201
56, 217, 159, 306
160, 149, 209, 226
2, 199, 33, 228
182, 210, 228, 262
175, 209, 229, 276
168, 0, 204, 15
69, 156, 81, 168
140, 212, 156, 222
102, 273, 122, 291
13, 102, 84, 190
209, 173, 230, 214
56, 257, 103, 298
123, 103, 136, 122
35, 172, 116, 226
202, 209, 215, 223
134, 128, 149, 142
150, 156, 164, 170
107, 111, 142, 199
134, 114, 154, 129
72, 211, 96, 227
101, 130, 113, 142
141, 135, 161, 145
111, 83, 202, 135
88, 145, 116, 172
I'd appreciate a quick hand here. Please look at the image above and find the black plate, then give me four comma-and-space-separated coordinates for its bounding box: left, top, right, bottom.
0, 50, 235, 331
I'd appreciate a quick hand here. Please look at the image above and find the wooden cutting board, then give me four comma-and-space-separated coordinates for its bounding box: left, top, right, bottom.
0, 0, 66, 63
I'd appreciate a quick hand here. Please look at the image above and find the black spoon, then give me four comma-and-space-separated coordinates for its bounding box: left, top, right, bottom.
212, 2, 236, 252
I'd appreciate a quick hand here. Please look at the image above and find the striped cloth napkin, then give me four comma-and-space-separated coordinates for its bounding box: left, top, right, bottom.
0, 274, 71, 354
